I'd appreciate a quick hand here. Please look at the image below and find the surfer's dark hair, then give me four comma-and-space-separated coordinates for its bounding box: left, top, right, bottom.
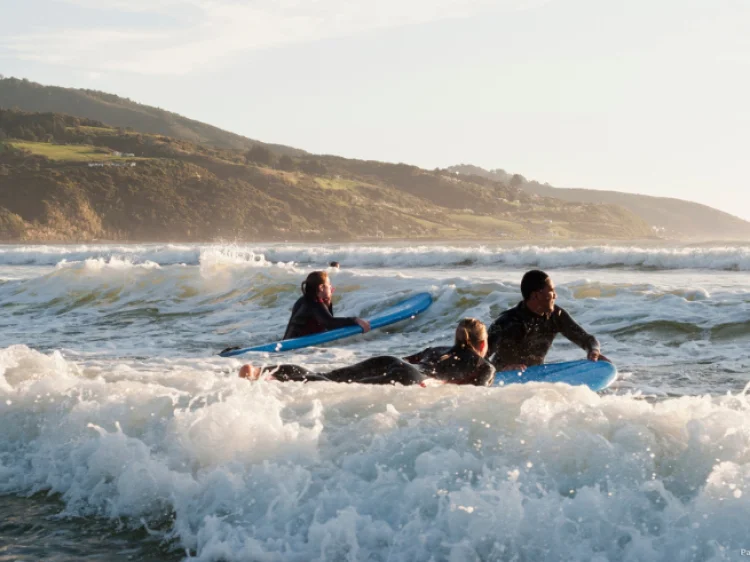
521, 270, 550, 301
301, 271, 328, 300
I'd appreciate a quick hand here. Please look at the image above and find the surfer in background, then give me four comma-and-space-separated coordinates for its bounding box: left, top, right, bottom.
488, 270, 605, 372
283, 271, 370, 340
239, 318, 495, 386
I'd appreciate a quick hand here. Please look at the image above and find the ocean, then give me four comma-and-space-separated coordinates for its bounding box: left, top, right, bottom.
1, 242, 749, 561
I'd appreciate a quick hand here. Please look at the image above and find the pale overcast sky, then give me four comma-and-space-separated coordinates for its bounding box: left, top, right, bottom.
1, 0, 749, 219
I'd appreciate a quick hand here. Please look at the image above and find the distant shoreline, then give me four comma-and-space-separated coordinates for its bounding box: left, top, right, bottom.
4, 236, 750, 247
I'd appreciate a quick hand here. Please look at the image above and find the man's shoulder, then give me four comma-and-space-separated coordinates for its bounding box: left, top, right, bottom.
552, 305, 570, 317
494, 301, 526, 322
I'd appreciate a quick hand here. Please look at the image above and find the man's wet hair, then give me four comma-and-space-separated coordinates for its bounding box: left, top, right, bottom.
329, 261, 340, 268
521, 270, 550, 301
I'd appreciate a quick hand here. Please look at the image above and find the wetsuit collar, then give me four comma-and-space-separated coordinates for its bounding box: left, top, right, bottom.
521, 300, 552, 319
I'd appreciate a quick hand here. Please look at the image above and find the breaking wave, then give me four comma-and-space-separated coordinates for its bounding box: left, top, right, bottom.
3, 243, 750, 271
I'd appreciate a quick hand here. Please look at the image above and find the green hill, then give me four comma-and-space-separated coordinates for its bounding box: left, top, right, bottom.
0, 109, 654, 242
449, 164, 750, 240
0, 76, 305, 156
3, 76, 743, 241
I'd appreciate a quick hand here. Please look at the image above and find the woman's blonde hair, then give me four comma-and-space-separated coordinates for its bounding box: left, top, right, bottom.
454, 317, 487, 353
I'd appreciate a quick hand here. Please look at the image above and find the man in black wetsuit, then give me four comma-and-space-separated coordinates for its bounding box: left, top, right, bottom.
487, 270, 603, 372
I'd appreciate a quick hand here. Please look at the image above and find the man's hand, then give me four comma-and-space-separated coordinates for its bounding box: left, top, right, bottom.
355, 318, 371, 333
588, 350, 611, 363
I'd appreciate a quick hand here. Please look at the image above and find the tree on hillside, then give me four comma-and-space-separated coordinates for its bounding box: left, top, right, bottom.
17, 127, 36, 141
277, 154, 295, 171
245, 145, 275, 166
510, 174, 526, 188
52, 117, 66, 140
0, 208, 26, 239
299, 159, 327, 175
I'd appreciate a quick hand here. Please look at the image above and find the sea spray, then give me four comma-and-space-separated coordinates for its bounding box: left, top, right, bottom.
1, 243, 750, 560
3, 243, 750, 271
1, 346, 749, 560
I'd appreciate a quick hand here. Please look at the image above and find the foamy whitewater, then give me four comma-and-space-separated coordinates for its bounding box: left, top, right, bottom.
1, 243, 749, 561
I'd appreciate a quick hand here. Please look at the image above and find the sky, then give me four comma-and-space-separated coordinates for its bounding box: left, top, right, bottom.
1, 0, 749, 219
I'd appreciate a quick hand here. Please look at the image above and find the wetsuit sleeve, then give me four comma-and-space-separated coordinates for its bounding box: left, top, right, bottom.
487, 314, 527, 367
487, 318, 503, 353
403, 347, 449, 365
310, 301, 359, 330
403, 350, 425, 364
471, 360, 496, 386
282, 298, 303, 340
555, 307, 600, 353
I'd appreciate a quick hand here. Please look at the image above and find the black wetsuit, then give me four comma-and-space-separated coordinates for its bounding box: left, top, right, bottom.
403, 345, 495, 386
487, 301, 599, 370
282, 296, 359, 340
260, 344, 495, 386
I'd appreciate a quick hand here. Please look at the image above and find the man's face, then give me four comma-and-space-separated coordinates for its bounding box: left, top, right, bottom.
530, 277, 556, 314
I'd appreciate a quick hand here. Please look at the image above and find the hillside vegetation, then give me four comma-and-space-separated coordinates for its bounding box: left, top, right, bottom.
3, 76, 746, 241
0, 109, 654, 242
0, 76, 304, 156
449, 165, 750, 240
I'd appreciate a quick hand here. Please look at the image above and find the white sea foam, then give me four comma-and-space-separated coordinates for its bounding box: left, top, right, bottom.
1, 243, 750, 560
1, 346, 749, 561
3, 243, 750, 271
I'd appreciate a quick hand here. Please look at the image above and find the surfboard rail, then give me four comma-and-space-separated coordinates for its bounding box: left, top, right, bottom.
493, 359, 617, 391
219, 292, 433, 357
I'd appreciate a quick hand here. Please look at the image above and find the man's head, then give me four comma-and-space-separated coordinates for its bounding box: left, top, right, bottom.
521, 270, 556, 315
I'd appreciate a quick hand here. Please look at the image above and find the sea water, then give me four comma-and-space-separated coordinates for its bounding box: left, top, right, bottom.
1, 242, 749, 561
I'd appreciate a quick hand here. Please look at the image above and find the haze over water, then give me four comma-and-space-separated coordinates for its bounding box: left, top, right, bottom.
1, 242, 750, 561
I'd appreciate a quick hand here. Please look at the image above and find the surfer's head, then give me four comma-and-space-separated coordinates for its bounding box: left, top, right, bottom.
301, 271, 333, 303
455, 318, 488, 357
522, 270, 556, 315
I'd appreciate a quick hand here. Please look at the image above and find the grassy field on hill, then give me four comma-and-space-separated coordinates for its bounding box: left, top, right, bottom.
6, 141, 133, 162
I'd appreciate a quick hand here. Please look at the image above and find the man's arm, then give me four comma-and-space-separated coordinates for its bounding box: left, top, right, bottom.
487, 314, 529, 370
555, 307, 601, 359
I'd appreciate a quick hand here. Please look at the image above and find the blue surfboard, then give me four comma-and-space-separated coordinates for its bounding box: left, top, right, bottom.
493, 359, 617, 391
219, 292, 433, 357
